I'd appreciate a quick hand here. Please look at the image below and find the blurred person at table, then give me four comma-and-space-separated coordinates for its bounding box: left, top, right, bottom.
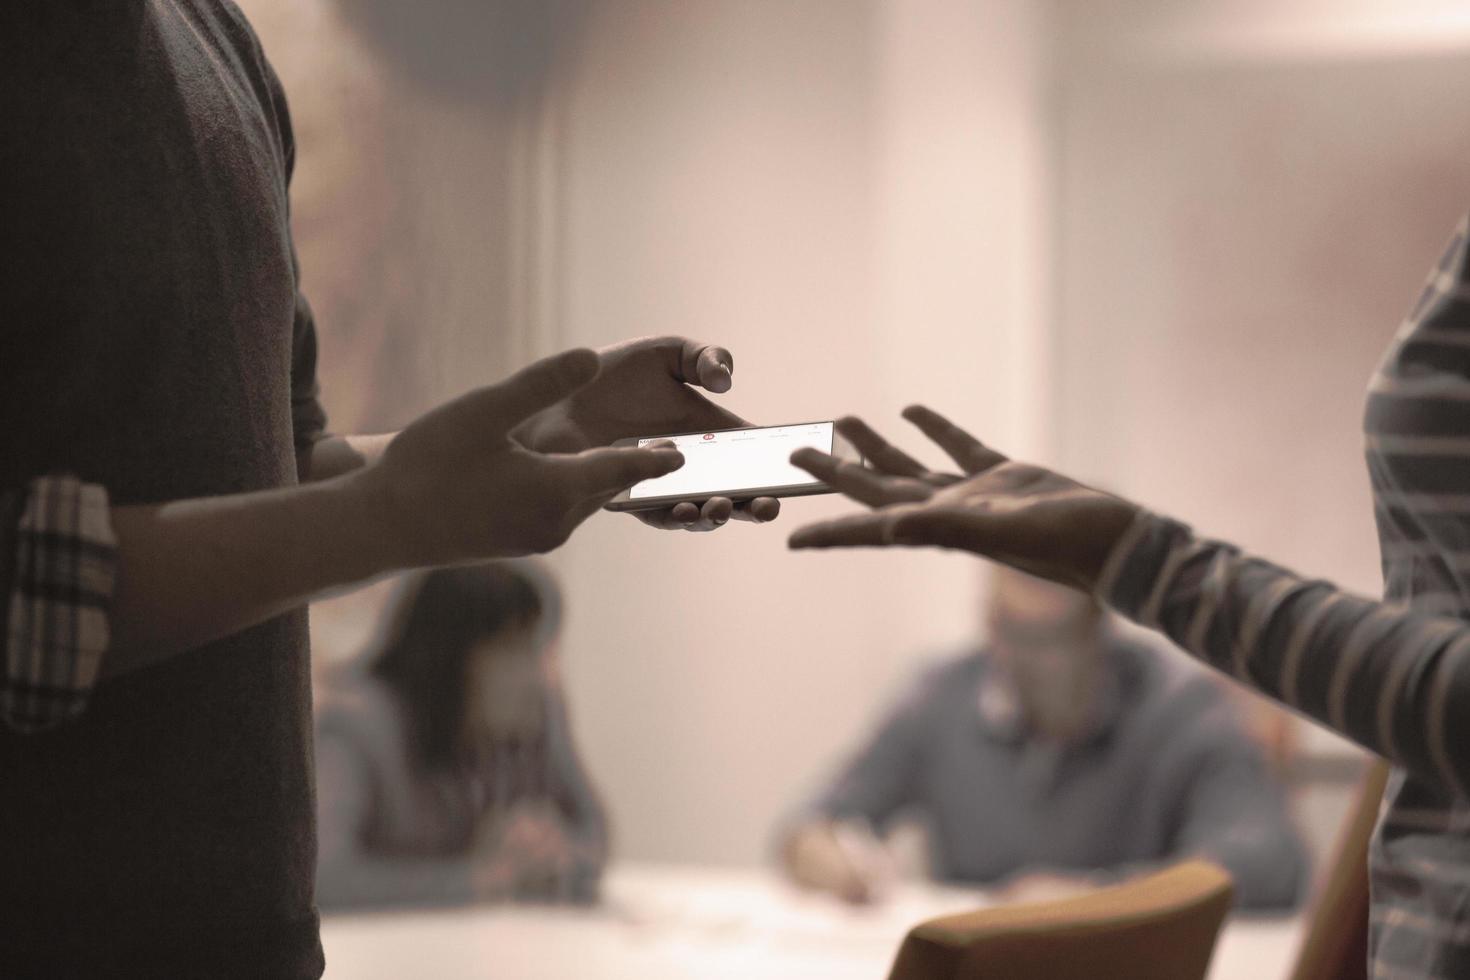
315, 561, 608, 910
779, 567, 1307, 910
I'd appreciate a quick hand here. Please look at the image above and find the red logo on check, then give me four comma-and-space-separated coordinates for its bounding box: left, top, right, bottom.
702, 433, 715, 441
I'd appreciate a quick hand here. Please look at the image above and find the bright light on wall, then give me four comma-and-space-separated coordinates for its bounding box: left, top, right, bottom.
1088, 0, 1470, 64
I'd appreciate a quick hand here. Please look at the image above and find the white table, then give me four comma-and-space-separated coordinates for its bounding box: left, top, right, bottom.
321, 863, 1306, 979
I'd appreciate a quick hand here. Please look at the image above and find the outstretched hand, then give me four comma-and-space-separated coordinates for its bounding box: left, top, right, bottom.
356, 348, 688, 569
786, 407, 1138, 592
511, 336, 780, 532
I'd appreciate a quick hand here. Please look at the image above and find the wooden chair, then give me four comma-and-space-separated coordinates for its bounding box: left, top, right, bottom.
885, 860, 1234, 980
1288, 759, 1391, 980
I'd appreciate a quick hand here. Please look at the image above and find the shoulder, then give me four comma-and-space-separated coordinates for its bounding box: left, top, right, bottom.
917, 648, 983, 689
201, 1, 298, 169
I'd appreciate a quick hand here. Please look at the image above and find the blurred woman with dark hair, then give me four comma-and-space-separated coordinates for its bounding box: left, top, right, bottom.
315, 561, 608, 910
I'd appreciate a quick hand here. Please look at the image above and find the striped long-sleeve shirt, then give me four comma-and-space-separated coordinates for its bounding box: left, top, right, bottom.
1096, 214, 1470, 979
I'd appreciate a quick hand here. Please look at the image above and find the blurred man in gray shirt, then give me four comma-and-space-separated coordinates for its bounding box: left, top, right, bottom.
780, 569, 1307, 910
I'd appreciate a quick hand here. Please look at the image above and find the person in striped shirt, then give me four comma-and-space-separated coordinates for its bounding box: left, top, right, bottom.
787, 215, 1470, 979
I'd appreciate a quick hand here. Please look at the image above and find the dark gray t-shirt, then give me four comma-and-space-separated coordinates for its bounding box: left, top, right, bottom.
1, 2, 326, 975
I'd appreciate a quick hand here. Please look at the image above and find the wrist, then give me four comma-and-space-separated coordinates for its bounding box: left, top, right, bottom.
1091, 509, 1194, 620
331, 463, 412, 578
1071, 499, 1146, 592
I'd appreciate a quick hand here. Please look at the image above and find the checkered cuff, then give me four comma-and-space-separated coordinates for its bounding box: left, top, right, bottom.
1, 476, 118, 733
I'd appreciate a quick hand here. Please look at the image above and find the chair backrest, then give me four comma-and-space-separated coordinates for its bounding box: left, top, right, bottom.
1288, 759, 1391, 980
886, 860, 1235, 980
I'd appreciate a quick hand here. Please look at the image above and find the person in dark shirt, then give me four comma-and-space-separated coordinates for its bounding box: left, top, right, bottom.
315, 561, 609, 909
781, 568, 1307, 910
0, 4, 773, 976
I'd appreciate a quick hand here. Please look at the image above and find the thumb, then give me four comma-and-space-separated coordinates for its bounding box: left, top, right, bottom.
680, 340, 734, 394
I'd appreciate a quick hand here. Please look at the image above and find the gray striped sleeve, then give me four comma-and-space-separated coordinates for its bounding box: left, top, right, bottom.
1098, 512, 1470, 798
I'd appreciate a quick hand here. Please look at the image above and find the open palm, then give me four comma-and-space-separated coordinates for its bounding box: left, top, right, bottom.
786, 406, 1138, 592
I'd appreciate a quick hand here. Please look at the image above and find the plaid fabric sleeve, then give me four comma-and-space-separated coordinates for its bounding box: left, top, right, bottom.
0, 476, 118, 733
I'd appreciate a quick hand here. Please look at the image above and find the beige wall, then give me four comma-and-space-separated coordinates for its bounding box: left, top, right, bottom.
243, 0, 1470, 871
244, 0, 1052, 866
549, 0, 1052, 865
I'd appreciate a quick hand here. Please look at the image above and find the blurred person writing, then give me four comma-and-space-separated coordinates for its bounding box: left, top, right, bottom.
780, 568, 1306, 910
316, 562, 607, 910
786, 216, 1470, 977
1, 4, 774, 975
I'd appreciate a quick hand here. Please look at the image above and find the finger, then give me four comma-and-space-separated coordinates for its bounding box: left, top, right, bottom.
731, 496, 781, 523
665, 497, 732, 533
566, 445, 685, 497
835, 416, 929, 478
476, 348, 601, 436
631, 503, 703, 530
900, 405, 1008, 476
790, 448, 932, 508
628, 498, 727, 532
634, 496, 777, 529
679, 340, 735, 394
888, 506, 996, 555
701, 497, 735, 527
787, 510, 911, 550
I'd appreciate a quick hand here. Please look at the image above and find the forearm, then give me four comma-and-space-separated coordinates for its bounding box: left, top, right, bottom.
104, 470, 393, 679
781, 819, 889, 901
1098, 513, 1470, 794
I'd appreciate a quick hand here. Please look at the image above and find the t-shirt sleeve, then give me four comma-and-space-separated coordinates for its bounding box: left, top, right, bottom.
258, 49, 329, 455
288, 251, 328, 455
